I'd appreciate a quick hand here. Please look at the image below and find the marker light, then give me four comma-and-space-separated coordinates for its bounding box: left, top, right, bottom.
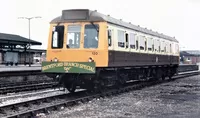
88, 57, 94, 62
54, 58, 58, 62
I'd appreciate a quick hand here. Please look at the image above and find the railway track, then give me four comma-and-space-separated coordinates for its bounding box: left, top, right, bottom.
0, 80, 59, 94
0, 70, 199, 118
0, 80, 53, 88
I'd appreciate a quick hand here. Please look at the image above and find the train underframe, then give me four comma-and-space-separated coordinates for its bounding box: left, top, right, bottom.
49, 64, 178, 93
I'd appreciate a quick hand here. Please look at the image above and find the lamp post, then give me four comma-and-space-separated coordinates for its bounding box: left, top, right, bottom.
18, 16, 41, 67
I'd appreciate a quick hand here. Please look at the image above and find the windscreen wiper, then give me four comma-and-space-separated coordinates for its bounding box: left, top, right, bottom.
90, 22, 99, 32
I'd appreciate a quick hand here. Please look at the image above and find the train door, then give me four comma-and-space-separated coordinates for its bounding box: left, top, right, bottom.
108, 29, 114, 50
108, 28, 115, 63
125, 32, 129, 62
170, 43, 172, 64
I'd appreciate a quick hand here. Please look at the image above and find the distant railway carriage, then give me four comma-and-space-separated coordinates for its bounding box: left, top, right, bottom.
42, 9, 179, 92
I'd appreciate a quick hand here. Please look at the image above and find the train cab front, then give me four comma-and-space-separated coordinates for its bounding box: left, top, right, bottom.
42, 19, 109, 92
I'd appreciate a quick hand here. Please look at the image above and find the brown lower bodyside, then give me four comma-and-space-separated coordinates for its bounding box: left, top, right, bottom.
108, 50, 179, 67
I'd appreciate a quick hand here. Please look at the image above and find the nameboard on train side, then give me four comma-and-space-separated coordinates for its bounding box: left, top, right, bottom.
41, 62, 96, 73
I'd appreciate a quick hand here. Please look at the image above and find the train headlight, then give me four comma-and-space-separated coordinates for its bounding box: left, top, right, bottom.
88, 57, 93, 62
54, 58, 58, 62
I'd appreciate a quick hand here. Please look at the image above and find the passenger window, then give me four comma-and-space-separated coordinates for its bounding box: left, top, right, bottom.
177, 45, 179, 54
129, 33, 135, 49
125, 33, 129, 48
140, 36, 145, 50
166, 43, 170, 53
161, 41, 165, 52
118, 30, 125, 48
176, 44, 179, 54
51, 25, 64, 49
147, 38, 152, 51
108, 30, 112, 47
67, 25, 81, 49
170, 44, 172, 53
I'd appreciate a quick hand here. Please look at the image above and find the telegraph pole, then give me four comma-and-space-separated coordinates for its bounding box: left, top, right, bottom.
18, 16, 41, 67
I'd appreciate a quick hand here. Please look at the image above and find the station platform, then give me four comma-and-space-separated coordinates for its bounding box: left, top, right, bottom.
0, 64, 41, 67
0, 64, 41, 72
178, 64, 199, 72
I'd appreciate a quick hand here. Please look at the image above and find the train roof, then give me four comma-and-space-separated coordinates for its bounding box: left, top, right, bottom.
50, 9, 178, 42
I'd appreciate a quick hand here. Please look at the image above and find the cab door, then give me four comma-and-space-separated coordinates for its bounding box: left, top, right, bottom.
107, 28, 114, 65
170, 43, 172, 64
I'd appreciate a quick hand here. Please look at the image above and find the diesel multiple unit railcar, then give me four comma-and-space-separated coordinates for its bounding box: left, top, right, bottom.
42, 9, 179, 92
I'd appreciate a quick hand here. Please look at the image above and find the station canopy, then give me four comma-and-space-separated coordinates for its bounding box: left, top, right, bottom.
180, 50, 200, 56
0, 32, 42, 45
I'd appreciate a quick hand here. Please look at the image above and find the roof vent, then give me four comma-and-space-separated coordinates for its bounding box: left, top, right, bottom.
129, 22, 131, 24
120, 19, 122, 21
138, 25, 140, 27
94, 10, 97, 12
107, 14, 110, 16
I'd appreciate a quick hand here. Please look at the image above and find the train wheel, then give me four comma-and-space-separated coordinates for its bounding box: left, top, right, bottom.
100, 80, 106, 92
93, 84, 101, 93
115, 69, 125, 88
92, 69, 106, 93
168, 74, 173, 80
168, 67, 174, 80
66, 83, 76, 93
162, 75, 165, 80
62, 74, 78, 93
92, 80, 104, 93
149, 68, 158, 81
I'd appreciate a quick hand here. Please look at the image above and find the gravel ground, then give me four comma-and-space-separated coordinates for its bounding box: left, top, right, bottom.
43, 75, 200, 118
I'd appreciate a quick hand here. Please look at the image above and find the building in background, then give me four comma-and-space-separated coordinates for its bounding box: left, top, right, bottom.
180, 50, 200, 65
0, 32, 43, 66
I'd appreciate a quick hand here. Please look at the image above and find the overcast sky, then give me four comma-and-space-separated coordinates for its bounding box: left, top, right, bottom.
0, 0, 199, 50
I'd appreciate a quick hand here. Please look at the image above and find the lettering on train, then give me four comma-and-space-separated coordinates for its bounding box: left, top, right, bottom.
42, 62, 95, 72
